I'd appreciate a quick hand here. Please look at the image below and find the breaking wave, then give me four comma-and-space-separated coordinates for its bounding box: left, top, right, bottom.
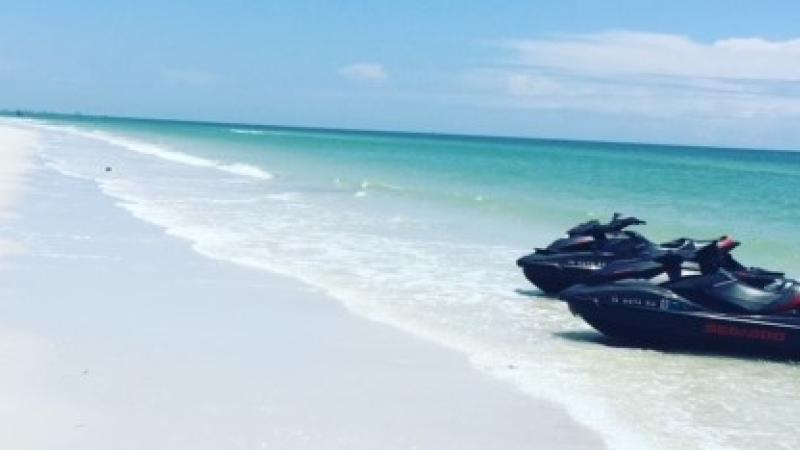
38, 124, 274, 181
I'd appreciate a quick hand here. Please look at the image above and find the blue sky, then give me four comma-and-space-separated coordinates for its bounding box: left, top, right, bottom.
2, 1, 800, 149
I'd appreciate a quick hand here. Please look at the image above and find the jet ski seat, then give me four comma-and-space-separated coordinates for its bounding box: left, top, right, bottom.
665, 271, 800, 315
717, 279, 800, 314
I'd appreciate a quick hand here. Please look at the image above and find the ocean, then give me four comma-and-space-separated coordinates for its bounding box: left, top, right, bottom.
20, 114, 800, 449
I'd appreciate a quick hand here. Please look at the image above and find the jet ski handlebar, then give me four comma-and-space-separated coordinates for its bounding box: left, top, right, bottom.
608, 216, 646, 231
651, 236, 741, 278
566, 213, 645, 238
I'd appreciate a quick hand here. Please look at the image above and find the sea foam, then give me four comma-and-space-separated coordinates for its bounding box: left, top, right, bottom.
219, 163, 274, 180
230, 128, 267, 135
37, 124, 274, 181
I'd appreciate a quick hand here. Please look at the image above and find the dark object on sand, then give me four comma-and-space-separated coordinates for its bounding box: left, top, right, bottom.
559, 238, 800, 356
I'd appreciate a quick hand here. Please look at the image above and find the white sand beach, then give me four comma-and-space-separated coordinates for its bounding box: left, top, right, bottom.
0, 123, 37, 259
0, 121, 604, 449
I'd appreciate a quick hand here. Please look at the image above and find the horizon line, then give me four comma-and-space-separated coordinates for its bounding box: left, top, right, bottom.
1, 108, 795, 154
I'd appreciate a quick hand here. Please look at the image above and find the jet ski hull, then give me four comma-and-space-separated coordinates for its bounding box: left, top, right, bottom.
517, 252, 614, 294
562, 283, 800, 356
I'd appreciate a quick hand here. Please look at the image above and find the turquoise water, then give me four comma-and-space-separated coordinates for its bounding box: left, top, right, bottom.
28, 114, 800, 270
20, 114, 800, 449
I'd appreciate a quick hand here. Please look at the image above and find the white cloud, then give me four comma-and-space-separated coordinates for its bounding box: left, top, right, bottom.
501, 31, 800, 81
470, 31, 800, 120
338, 63, 388, 82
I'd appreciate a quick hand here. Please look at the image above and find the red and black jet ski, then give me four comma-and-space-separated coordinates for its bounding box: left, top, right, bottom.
560, 238, 800, 356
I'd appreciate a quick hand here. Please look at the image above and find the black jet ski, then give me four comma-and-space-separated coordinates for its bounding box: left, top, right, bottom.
517, 213, 783, 294
532, 213, 652, 256
517, 213, 657, 293
560, 238, 800, 356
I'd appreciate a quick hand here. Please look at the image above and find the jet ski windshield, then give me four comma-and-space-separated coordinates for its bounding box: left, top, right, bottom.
566, 213, 646, 239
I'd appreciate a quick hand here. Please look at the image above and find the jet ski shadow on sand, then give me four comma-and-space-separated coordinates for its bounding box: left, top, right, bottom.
559, 237, 800, 358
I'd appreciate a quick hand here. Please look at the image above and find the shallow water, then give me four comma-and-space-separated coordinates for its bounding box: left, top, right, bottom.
23, 115, 800, 449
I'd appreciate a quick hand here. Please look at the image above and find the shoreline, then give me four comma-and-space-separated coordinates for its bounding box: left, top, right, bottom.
0, 122, 605, 449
